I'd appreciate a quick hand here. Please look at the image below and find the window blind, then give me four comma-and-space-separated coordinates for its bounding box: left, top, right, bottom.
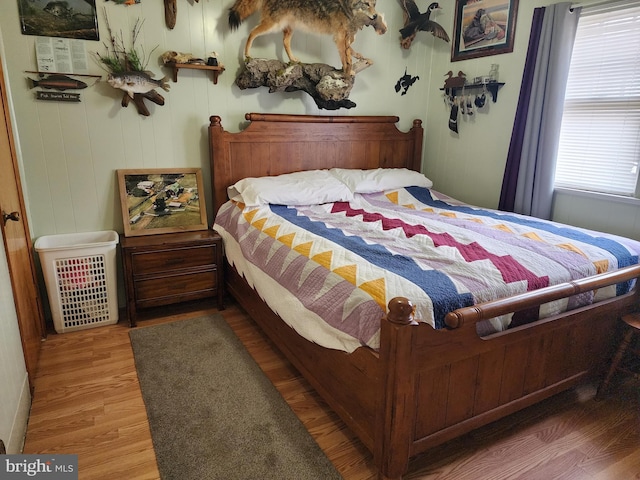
554, 2, 640, 196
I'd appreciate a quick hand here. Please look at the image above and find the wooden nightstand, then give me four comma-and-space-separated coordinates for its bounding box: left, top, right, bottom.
121, 229, 224, 326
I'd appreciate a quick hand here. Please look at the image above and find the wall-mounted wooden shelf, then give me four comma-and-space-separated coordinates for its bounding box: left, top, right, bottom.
440, 82, 505, 102
167, 63, 225, 84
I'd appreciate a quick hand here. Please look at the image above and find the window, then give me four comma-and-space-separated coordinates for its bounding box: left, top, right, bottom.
554, 1, 640, 197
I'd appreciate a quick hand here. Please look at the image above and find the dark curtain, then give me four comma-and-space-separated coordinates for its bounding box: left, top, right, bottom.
498, 8, 545, 212
498, 3, 581, 219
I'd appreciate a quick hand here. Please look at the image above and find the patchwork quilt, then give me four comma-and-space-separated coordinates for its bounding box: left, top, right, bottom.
214, 187, 640, 352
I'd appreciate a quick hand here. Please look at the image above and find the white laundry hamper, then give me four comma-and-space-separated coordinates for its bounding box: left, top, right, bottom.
35, 231, 119, 333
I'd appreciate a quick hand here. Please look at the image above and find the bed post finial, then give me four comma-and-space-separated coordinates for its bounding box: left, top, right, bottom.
386, 297, 418, 326
209, 115, 222, 127
444, 311, 464, 329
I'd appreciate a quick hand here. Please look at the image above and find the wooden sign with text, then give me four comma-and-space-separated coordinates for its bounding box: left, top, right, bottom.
36, 91, 81, 102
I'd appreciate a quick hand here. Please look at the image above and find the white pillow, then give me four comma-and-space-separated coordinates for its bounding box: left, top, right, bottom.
228, 170, 354, 207
329, 168, 433, 193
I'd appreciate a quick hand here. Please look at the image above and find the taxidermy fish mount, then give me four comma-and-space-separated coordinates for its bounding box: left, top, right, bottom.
28, 74, 88, 91
107, 71, 170, 115
107, 71, 170, 97
95, 15, 168, 116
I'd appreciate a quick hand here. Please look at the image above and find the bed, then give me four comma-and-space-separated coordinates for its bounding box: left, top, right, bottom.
209, 113, 640, 480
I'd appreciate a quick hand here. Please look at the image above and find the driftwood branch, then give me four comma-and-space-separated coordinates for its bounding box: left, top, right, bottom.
235, 58, 372, 110
164, 0, 177, 29
120, 90, 165, 116
164, 0, 199, 29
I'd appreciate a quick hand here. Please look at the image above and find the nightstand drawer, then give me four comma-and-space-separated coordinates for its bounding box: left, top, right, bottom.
120, 230, 225, 327
134, 268, 217, 307
130, 244, 217, 275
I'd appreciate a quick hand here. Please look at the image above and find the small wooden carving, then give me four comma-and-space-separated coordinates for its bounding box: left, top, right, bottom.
164, 0, 177, 29
444, 70, 466, 89
164, 0, 199, 29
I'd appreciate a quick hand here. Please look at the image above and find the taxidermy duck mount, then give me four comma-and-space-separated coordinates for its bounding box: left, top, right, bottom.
399, 1, 449, 50
228, 0, 387, 109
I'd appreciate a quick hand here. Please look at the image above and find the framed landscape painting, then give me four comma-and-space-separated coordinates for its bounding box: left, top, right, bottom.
117, 168, 208, 237
452, 0, 518, 62
18, 0, 99, 41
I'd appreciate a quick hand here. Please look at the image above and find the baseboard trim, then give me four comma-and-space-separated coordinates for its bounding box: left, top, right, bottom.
7, 373, 31, 453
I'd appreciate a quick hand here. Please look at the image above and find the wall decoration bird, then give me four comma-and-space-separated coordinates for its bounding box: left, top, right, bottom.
395, 67, 419, 95
399, 1, 450, 50
443, 70, 466, 89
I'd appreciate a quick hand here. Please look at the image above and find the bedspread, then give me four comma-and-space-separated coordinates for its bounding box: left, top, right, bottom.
214, 187, 640, 352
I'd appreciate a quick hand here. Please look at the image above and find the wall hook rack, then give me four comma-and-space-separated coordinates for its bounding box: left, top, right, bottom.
440, 82, 505, 103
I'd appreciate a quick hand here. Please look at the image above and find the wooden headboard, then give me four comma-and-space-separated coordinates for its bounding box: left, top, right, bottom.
208, 113, 424, 215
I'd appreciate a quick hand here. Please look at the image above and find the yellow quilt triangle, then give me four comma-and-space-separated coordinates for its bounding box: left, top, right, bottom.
522, 232, 543, 241
593, 259, 609, 274
557, 243, 586, 257
243, 209, 258, 224
359, 278, 386, 309
334, 264, 357, 285
495, 224, 514, 234
263, 225, 280, 238
294, 241, 313, 257
386, 191, 399, 204
278, 233, 296, 248
312, 251, 333, 270
252, 217, 267, 231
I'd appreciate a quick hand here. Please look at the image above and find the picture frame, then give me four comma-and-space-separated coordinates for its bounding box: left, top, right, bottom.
117, 168, 208, 237
18, 0, 99, 41
451, 0, 518, 62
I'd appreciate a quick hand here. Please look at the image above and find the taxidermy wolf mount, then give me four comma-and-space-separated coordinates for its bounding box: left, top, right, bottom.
228, 0, 387, 109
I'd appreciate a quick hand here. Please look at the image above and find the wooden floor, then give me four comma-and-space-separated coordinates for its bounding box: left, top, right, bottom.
24, 299, 640, 479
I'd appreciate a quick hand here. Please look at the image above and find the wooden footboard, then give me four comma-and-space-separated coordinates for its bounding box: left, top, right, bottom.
376, 264, 640, 479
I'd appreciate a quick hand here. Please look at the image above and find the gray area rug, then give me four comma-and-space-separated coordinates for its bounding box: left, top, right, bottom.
130, 315, 342, 480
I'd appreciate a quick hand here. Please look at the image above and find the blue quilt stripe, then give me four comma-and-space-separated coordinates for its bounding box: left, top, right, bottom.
270, 204, 473, 329
406, 187, 638, 295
